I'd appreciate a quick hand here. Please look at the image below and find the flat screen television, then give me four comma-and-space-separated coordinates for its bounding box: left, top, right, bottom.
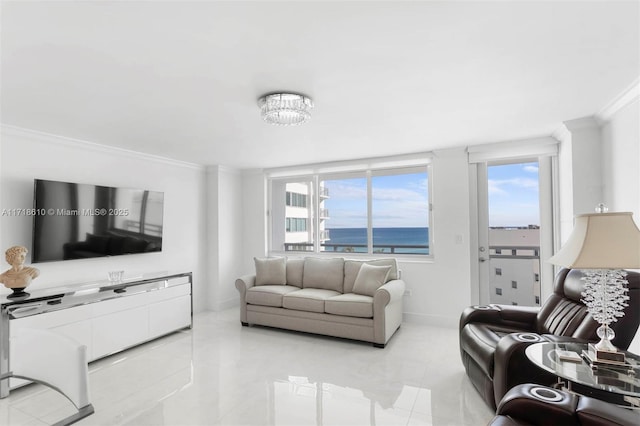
32, 179, 164, 263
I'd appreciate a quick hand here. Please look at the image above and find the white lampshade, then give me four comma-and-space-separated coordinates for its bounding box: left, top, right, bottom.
549, 212, 640, 269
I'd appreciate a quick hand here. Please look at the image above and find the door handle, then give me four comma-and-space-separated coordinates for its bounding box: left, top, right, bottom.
479, 257, 487, 262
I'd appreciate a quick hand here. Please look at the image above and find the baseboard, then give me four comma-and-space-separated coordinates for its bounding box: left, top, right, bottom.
212, 297, 239, 312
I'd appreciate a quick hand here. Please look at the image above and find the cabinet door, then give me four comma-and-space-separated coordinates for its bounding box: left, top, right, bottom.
92, 306, 149, 359
51, 321, 93, 360
148, 295, 191, 339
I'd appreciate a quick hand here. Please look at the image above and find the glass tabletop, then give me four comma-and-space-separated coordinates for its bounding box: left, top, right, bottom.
525, 341, 640, 398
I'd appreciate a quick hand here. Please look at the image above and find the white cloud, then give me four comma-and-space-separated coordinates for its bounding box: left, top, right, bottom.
523, 165, 539, 173
488, 177, 538, 196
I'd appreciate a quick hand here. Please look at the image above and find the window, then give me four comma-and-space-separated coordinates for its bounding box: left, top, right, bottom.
271, 180, 315, 252
286, 218, 307, 232
321, 175, 368, 253
511, 281, 517, 289
495, 268, 502, 276
371, 170, 429, 254
496, 288, 502, 295
268, 163, 431, 256
286, 192, 307, 208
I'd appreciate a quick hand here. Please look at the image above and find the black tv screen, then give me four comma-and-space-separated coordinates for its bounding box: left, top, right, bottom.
32, 179, 164, 263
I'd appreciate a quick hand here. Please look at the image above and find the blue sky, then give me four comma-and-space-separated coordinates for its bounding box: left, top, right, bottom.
322, 173, 429, 228
321, 162, 539, 229
488, 162, 539, 227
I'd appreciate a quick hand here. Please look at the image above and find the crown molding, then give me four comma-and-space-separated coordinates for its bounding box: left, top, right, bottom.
596, 77, 640, 123
562, 116, 600, 132
205, 164, 242, 176
551, 123, 572, 144
0, 124, 205, 171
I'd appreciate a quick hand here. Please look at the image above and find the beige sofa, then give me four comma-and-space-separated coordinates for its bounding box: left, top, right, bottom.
235, 257, 405, 348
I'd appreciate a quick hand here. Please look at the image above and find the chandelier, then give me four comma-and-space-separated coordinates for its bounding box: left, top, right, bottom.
258, 93, 314, 126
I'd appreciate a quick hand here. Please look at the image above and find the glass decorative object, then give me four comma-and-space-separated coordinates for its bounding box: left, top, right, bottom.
581, 269, 630, 352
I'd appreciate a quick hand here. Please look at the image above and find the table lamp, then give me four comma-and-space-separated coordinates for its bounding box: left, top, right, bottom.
548, 205, 640, 366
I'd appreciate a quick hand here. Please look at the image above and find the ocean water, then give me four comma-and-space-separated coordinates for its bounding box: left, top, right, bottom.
324, 227, 429, 254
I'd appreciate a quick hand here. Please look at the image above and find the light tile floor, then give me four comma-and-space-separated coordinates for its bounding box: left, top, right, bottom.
0, 309, 495, 425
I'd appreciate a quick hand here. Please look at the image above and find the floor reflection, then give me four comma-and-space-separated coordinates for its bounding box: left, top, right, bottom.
0, 309, 494, 425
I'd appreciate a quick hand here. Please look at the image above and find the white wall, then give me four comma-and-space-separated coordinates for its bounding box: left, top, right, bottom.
599, 95, 640, 354
0, 126, 209, 312
402, 148, 472, 326
206, 165, 245, 311
241, 170, 267, 274
601, 98, 640, 216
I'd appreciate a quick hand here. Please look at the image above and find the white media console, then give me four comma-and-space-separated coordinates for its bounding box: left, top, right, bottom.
0, 271, 192, 397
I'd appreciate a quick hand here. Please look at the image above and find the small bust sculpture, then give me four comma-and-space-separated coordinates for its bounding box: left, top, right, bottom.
0, 246, 40, 298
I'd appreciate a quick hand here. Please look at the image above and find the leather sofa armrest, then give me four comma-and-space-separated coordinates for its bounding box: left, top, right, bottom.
493, 333, 554, 406
460, 304, 538, 331
495, 384, 579, 425
374, 279, 405, 306
499, 305, 539, 324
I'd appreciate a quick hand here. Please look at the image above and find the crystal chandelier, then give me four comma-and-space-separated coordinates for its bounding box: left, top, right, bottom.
258, 93, 314, 126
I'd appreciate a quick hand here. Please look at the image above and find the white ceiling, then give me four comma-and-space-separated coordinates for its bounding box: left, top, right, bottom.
1, 1, 638, 169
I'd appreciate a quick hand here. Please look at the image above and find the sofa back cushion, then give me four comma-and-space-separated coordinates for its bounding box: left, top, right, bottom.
344, 259, 398, 294
302, 257, 344, 292
254, 257, 287, 286
286, 258, 304, 288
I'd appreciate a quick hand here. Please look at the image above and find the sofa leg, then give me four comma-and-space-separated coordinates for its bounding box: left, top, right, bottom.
241, 322, 249, 327
373, 343, 385, 348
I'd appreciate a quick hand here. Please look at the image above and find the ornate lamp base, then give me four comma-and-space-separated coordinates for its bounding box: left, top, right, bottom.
586, 342, 626, 364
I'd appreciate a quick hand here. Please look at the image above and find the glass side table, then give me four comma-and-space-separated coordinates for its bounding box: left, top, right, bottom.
525, 341, 640, 408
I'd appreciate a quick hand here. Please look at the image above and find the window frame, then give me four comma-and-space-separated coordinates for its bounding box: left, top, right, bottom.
267, 162, 433, 259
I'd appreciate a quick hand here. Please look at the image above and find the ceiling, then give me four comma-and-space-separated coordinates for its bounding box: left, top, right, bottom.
1, 1, 638, 169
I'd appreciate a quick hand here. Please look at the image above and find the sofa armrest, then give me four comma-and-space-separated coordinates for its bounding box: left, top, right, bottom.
235, 274, 256, 293
493, 332, 555, 406
235, 275, 256, 325
372, 279, 405, 346
494, 384, 580, 426
460, 304, 539, 332
374, 279, 405, 306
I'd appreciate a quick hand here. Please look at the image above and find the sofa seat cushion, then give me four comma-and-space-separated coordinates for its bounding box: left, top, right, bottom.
283, 288, 341, 313
246, 285, 300, 307
460, 323, 527, 377
325, 293, 374, 318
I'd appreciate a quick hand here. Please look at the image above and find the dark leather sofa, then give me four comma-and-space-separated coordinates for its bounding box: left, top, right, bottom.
459, 268, 640, 409
489, 383, 639, 426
